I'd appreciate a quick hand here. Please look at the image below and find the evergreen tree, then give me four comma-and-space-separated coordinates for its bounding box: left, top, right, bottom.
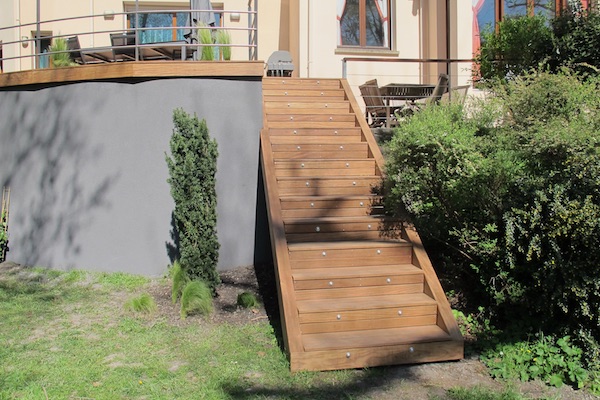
166, 109, 220, 293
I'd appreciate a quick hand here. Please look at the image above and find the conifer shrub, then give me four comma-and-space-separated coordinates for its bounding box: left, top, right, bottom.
166, 109, 220, 293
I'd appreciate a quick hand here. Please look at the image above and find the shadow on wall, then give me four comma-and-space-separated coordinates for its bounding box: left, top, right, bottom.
0, 86, 118, 268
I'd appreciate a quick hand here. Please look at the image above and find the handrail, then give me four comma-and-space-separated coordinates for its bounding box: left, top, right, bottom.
0, 3, 259, 72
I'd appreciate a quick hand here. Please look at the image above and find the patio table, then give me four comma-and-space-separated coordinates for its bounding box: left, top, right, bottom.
379, 83, 436, 128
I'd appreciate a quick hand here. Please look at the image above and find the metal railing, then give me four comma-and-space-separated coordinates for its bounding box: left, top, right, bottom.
0, 1, 258, 73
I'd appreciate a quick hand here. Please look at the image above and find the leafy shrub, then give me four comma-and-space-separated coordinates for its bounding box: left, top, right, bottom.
482, 335, 594, 390
552, 9, 600, 74
180, 280, 213, 318
476, 15, 553, 82
125, 293, 157, 314
170, 260, 189, 304
236, 292, 259, 308
385, 71, 600, 345
166, 109, 220, 293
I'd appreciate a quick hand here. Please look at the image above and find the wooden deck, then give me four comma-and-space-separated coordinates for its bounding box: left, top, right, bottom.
260, 77, 463, 372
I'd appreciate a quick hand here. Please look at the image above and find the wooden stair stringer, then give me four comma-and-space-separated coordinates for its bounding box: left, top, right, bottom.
261, 77, 463, 372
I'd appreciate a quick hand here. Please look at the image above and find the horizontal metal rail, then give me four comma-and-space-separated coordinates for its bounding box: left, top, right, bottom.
0, 5, 258, 71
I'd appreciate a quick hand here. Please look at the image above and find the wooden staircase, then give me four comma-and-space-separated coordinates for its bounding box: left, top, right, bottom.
260, 77, 463, 372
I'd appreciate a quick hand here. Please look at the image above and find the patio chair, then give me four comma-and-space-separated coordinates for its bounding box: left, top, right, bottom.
110, 31, 137, 61
67, 36, 112, 64
424, 73, 450, 106
266, 51, 294, 77
359, 79, 389, 127
441, 84, 470, 106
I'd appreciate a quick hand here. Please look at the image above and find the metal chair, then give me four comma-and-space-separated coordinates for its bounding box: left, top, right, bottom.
266, 51, 294, 77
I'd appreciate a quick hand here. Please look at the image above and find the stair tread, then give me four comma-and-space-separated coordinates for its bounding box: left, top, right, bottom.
293, 264, 422, 281
302, 325, 451, 351
288, 239, 410, 251
278, 175, 380, 181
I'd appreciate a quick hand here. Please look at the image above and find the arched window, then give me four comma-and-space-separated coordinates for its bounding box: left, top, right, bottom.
337, 0, 390, 49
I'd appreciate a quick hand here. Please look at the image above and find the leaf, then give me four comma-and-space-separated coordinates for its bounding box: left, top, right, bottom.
549, 374, 564, 387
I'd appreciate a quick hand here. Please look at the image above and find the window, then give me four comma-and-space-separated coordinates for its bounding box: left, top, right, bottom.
127, 11, 189, 44
337, 0, 390, 48
473, 0, 570, 56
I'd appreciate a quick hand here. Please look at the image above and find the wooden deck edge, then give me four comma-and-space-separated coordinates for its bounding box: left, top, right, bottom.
259, 128, 303, 356
0, 61, 265, 88
402, 225, 464, 343
290, 340, 463, 372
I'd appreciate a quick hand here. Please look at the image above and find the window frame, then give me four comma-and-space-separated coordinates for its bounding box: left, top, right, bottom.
337, 0, 391, 50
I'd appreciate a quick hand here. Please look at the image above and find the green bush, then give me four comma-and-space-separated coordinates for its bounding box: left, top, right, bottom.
476, 15, 553, 82
166, 109, 220, 293
48, 37, 76, 68
170, 260, 189, 304
125, 293, 157, 314
236, 292, 260, 308
180, 280, 213, 318
552, 9, 600, 74
477, 10, 600, 82
482, 335, 594, 390
385, 71, 600, 344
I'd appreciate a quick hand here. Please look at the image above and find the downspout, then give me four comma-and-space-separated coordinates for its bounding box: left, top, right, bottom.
90, 0, 94, 47
35, 0, 40, 69
446, 0, 451, 89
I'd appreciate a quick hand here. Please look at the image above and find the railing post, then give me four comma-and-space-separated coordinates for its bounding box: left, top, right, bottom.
134, 1, 140, 61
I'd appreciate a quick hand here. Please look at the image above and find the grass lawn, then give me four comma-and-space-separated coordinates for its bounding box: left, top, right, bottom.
0, 264, 541, 400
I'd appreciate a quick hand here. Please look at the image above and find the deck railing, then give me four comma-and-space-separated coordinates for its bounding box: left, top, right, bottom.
0, 1, 257, 73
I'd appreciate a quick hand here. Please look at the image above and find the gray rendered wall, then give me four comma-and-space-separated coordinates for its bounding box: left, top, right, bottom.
0, 77, 265, 276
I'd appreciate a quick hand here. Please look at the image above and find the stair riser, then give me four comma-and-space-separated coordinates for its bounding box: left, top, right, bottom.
268, 114, 355, 123
285, 220, 399, 234
295, 283, 424, 301
287, 231, 401, 243
264, 96, 349, 103
282, 208, 384, 219
294, 273, 423, 290
265, 102, 350, 110
263, 79, 341, 88
279, 187, 377, 196
267, 121, 357, 129
301, 315, 438, 334
273, 143, 368, 152
263, 89, 346, 98
274, 151, 369, 159
289, 245, 411, 261
266, 107, 351, 115
275, 169, 376, 178
270, 136, 364, 145
299, 304, 438, 323
290, 341, 463, 372
281, 197, 382, 210
268, 128, 362, 136
290, 256, 413, 269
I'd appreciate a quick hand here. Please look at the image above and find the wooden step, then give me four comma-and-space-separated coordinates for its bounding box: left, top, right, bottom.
270, 135, 364, 144
272, 143, 369, 160
263, 89, 346, 98
265, 102, 351, 113
280, 195, 383, 218
302, 324, 452, 351
267, 121, 357, 129
268, 128, 362, 136
274, 159, 376, 178
288, 240, 412, 259
277, 176, 382, 196
284, 216, 402, 242
263, 78, 341, 88
297, 292, 434, 314
292, 264, 423, 290
264, 96, 349, 103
